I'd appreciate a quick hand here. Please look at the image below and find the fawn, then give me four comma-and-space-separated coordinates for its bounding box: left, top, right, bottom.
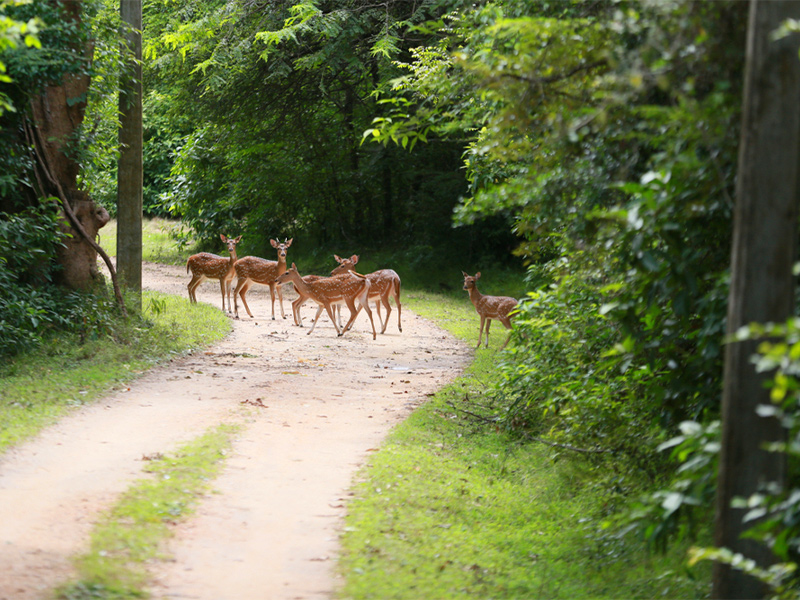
186, 234, 242, 312
276, 263, 376, 340
462, 271, 517, 350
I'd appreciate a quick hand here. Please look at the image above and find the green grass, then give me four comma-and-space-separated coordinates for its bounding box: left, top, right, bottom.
99, 218, 191, 265
0, 291, 231, 454
336, 291, 711, 599
57, 423, 241, 599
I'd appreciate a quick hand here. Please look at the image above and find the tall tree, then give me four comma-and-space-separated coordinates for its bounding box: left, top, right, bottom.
714, 2, 800, 597
23, 0, 120, 299
117, 0, 142, 301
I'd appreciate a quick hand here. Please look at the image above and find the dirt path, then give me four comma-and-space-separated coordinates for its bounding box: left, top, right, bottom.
0, 262, 470, 600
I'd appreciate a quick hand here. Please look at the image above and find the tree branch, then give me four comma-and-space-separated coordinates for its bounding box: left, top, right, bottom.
24, 114, 128, 317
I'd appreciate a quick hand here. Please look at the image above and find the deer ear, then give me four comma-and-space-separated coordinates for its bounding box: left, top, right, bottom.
270, 239, 278, 248
351, 255, 359, 264
334, 254, 343, 263
475, 272, 481, 279
286, 238, 293, 246
462, 271, 469, 277
234, 236, 242, 243
220, 234, 227, 242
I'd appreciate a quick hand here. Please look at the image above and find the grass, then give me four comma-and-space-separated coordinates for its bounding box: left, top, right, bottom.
336, 290, 711, 599
56, 423, 241, 599
0, 291, 231, 454
98, 217, 190, 265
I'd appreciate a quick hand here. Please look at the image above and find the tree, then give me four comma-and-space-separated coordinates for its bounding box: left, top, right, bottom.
713, 2, 800, 597
117, 0, 142, 302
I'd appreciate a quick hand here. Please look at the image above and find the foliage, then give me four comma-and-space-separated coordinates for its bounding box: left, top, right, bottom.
0, 290, 231, 454
136, 0, 520, 265
0, 0, 41, 115
372, 0, 743, 461
339, 289, 711, 599
684, 319, 800, 599
0, 201, 71, 355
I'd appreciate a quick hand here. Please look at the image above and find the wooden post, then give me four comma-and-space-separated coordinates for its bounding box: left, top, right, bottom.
714, 2, 800, 598
117, 0, 143, 305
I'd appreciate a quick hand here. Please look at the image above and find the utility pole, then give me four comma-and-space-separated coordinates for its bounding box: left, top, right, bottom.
714, 2, 800, 597
117, 0, 143, 306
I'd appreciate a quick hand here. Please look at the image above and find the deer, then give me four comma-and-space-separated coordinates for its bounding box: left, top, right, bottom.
276, 263, 377, 340
462, 271, 518, 350
233, 238, 293, 320
330, 254, 402, 334
186, 234, 242, 313
289, 274, 341, 329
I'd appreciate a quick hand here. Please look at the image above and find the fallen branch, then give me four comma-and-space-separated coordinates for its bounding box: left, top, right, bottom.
446, 398, 610, 455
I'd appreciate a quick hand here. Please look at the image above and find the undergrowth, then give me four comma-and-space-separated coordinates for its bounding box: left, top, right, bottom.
337, 289, 711, 599
0, 290, 230, 454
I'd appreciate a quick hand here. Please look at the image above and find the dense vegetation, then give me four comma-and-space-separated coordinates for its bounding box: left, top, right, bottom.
3, 0, 799, 595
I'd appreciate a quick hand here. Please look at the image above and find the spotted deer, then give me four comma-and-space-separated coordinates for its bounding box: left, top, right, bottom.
185, 234, 242, 312
233, 238, 293, 320
330, 254, 402, 334
462, 271, 517, 350
276, 263, 376, 340
289, 274, 341, 329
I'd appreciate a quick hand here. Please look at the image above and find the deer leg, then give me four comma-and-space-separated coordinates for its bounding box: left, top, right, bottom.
267, 283, 277, 320
277, 283, 286, 319
353, 291, 376, 340
476, 315, 487, 349
225, 277, 235, 313
235, 279, 253, 319
484, 318, 493, 348
394, 287, 402, 333
218, 279, 227, 312
292, 296, 305, 326
188, 274, 205, 304
307, 304, 325, 335
325, 303, 343, 335
378, 295, 392, 335
499, 316, 513, 350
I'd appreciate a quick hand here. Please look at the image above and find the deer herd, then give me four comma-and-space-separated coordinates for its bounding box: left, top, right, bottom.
186, 234, 518, 349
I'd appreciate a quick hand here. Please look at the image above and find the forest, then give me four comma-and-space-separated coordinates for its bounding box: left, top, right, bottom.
3, 0, 800, 597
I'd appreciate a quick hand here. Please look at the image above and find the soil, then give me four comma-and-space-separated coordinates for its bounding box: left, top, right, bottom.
0, 261, 471, 600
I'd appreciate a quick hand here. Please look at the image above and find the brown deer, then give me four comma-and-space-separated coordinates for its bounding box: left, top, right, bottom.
462, 271, 517, 350
233, 238, 293, 320
330, 254, 402, 334
186, 234, 242, 312
276, 263, 376, 340
289, 274, 341, 329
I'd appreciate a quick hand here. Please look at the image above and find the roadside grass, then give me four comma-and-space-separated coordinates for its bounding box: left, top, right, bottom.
337, 290, 710, 599
56, 422, 241, 600
0, 291, 230, 454
99, 218, 190, 265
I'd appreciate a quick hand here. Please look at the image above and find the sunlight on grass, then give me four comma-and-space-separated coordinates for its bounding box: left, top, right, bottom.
99, 218, 191, 265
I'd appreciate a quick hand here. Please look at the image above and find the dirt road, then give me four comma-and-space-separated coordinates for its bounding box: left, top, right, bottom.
0, 262, 470, 599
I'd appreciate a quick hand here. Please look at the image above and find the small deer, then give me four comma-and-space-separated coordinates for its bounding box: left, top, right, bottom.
233, 238, 293, 320
186, 234, 242, 312
276, 263, 376, 340
330, 254, 402, 334
289, 274, 341, 329
462, 271, 517, 350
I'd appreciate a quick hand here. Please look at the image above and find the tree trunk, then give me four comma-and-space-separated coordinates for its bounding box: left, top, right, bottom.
117, 0, 143, 302
28, 0, 110, 291
713, 2, 800, 598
